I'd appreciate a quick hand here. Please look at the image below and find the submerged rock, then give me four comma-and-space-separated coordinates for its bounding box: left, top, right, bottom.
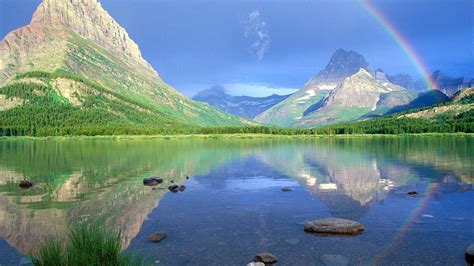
281, 187, 293, 192
284, 237, 300, 245
253, 253, 278, 265
407, 191, 418, 196
147, 232, 167, 243
179, 185, 186, 192
304, 218, 364, 235
19, 180, 33, 189
143, 177, 163, 186
321, 254, 350, 266
466, 243, 474, 264
168, 184, 180, 193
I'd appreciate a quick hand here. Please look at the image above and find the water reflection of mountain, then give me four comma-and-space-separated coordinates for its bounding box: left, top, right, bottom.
0, 137, 471, 256
0, 139, 262, 255
256, 137, 473, 219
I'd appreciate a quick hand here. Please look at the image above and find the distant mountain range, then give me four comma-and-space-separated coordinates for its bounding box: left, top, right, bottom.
254, 49, 467, 127
0, 0, 252, 132
193, 86, 290, 119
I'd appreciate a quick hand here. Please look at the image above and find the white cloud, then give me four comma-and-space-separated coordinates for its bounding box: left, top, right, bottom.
243, 10, 271, 61
223, 82, 297, 97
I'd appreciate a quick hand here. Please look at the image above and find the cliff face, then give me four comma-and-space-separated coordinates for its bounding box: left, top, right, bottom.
29, 0, 148, 68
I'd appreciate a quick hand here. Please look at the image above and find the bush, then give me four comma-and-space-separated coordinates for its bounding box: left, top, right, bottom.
31, 225, 145, 266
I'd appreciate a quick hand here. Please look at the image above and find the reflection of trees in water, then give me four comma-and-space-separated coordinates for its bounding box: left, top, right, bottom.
0, 137, 471, 255
0, 139, 262, 255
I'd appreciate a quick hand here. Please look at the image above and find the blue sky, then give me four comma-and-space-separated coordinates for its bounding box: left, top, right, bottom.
1, 0, 472, 97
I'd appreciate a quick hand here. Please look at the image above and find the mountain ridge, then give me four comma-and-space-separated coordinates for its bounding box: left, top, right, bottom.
193, 85, 290, 119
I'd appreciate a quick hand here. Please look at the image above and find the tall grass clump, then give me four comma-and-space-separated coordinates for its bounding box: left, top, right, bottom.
31, 225, 145, 266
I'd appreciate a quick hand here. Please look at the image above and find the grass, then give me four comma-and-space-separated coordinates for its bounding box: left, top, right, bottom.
31, 225, 146, 266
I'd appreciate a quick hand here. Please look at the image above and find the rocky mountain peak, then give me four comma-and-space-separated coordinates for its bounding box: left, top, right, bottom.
325, 49, 369, 74
29, 0, 147, 68
303, 49, 370, 90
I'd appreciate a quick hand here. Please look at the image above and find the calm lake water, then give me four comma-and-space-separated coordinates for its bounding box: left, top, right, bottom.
0, 136, 473, 265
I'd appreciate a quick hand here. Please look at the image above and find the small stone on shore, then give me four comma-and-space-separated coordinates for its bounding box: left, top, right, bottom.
19, 180, 33, 189
143, 177, 163, 186
168, 184, 180, 192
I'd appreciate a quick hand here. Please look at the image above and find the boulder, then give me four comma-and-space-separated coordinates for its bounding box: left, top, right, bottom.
466, 243, 474, 264
281, 187, 293, 192
253, 253, 278, 265
304, 218, 364, 235
179, 185, 186, 192
147, 232, 167, 243
143, 177, 163, 186
19, 180, 33, 189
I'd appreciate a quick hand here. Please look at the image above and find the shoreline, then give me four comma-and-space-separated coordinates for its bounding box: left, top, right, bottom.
0, 132, 472, 140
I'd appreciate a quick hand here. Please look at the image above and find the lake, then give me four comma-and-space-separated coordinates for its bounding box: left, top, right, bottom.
0, 136, 473, 265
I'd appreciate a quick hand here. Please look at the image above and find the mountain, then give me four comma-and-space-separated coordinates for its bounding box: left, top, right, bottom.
192, 86, 290, 119
412, 70, 467, 96
399, 87, 473, 119
386, 73, 415, 90
257, 49, 449, 128
256, 49, 370, 126
431, 70, 465, 97
0, 0, 250, 133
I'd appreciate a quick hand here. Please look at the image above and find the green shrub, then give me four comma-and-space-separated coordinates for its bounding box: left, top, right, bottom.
31, 225, 146, 266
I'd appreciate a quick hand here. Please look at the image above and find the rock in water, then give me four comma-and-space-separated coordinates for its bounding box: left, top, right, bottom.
281, 187, 293, 192
19, 180, 33, 189
466, 244, 474, 264
143, 177, 163, 186
147, 232, 167, 243
407, 191, 418, 196
284, 237, 300, 245
168, 184, 180, 193
179, 185, 186, 192
253, 253, 278, 265
304, 218, 364, 235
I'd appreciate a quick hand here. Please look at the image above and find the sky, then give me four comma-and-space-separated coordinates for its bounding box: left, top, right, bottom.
1, 0, 473, 97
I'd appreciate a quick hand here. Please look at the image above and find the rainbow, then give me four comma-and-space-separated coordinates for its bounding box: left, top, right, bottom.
371, 182, 440, 265
359, 0, 438, 89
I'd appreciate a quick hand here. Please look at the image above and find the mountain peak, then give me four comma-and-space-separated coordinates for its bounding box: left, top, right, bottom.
325, 49, 369, 73
29, 0, 146, 66
304, 49, 369, 90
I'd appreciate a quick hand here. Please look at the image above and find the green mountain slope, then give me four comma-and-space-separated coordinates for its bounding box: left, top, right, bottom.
0, 0, 251, 131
